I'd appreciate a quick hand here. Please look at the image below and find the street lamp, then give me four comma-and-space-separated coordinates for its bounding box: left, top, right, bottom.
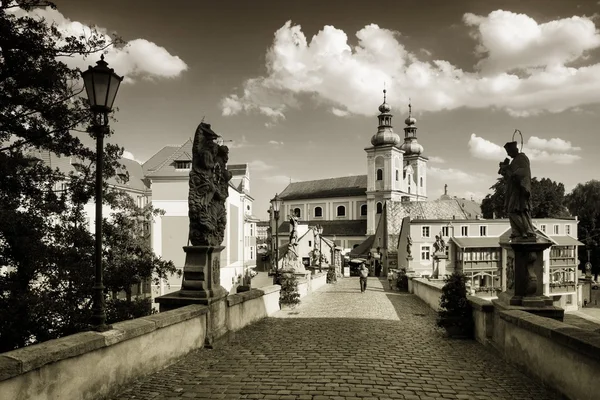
81, 55, 123, 331
317, 225, 324, 272
270, 193, 283, 284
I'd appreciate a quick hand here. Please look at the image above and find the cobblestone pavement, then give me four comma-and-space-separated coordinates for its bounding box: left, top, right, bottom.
111, 277, 563, 400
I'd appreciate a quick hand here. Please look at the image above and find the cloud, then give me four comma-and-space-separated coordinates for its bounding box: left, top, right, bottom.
468, 133, 582, 164
428, 166, 488, 184
268, 140, 284, 146
11, 7, 187, 83
122, 150, 142, 163
229, 135, 252, 149
248, 160, 273, 172
263, 175, 292, 185
468, 134, 505, 159
464, 11, 600, 73
221, 11, 600, 123
526, 136, 581, 152
332, 108, 350, 117
428, 156, 446, 163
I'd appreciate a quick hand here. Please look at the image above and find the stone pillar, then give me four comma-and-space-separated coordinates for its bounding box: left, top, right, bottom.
433, 253, 447, 279
493, 238, 564, 321
155, 245, 229, 347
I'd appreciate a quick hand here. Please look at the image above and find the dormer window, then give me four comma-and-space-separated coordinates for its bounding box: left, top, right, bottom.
376, 169, 383, 181
175, 161, 191, 170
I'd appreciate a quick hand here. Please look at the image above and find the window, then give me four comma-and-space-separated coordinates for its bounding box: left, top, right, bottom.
308, 241, 312, 247
461, 226, 469, 236
246, 205, 250, 211
250, 224, 254, 236
421, 245, 431, 261
553, 225, 559, 235
250, 248, 254, 260
540, 224, 546, 233
420, 177, 423, 187
337, 205, 346, 217
395, 170, 399, 181
376, 202, 383, 214
422, 226, 430, 238
294, 208, 301, 218
441, 226, 449, 237
565, 224, 571, 235
360, 204, 367, 216
314, 207, 323, 217
479, 226, 487, 236
175, 161, 191, 169
376, 169, 383, 181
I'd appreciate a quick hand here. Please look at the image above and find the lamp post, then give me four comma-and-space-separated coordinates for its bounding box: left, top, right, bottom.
81, 55, 123, 331
332, 234, 337, 275
317, 225, 324, 272
270, 194, 283, 284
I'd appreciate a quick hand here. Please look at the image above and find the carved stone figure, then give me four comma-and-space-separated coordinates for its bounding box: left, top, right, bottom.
433, 235, 444, 254
289, 214, 299, 246
188, 122, 232, 246
407, 235, 413, 256
499, 141, 536, 240
506, 255, 515, 290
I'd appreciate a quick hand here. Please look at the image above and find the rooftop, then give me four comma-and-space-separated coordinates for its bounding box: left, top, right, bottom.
279, 175, 367, 200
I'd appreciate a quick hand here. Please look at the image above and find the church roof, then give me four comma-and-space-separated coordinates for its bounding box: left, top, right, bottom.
279, 175, 367, 200
390, 199, 472, 222
277, 219, 367, 237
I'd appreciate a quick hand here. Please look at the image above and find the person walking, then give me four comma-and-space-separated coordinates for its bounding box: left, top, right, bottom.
359, 263, 369, 293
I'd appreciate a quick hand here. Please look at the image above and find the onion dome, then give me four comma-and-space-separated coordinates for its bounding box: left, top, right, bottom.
401, 101, 424, 155
400, 140, 424, 155
371, 88, 400, 146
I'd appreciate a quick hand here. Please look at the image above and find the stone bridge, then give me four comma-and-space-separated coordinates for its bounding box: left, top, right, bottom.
111, 278, 559, 400
2, 275, 599, 400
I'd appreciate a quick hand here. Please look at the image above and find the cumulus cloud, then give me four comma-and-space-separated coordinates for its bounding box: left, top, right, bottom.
248, 160, 273, 172
468, 133, 582, 164
263, 175, 292, 185
428, 156, 446, 163
429, 166, 488, 184
468, 134, 506, 159
221, 11, 600, 123
11, 7, 187, 83
122, 151, 142, 163
229, 135, 252, 149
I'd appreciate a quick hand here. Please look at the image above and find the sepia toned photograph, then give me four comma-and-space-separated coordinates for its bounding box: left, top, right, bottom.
1, 1, 599, 399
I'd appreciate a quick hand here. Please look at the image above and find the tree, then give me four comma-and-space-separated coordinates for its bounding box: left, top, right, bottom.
565, 180, 600, 278
0, 1, 174, 351
481, 176, 569, 219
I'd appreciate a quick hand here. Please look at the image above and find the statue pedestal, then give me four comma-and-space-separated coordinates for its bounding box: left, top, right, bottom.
495, 237, 564, 321
406, 255, 414, 272
433, 253, 448, 279
155, 246, 228, 347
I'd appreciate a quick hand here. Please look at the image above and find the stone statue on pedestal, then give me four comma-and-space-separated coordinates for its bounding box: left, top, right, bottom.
494, 133, 563, 321
156, 122, 232, 318
407, 235, 413, 257
498, 141, 536, 241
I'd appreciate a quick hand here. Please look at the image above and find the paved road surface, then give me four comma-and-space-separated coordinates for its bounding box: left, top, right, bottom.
111, 277, 561, 400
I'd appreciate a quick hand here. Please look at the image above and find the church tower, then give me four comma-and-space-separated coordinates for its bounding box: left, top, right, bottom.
400, 102, 428, 201
365, 89, 406, 235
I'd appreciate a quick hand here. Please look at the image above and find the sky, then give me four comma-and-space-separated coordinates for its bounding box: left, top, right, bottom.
27, 0, 600, 219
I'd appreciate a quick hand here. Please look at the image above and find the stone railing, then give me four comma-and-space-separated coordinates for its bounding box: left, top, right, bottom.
408, 276, 600, 400
1, 285, 282, 400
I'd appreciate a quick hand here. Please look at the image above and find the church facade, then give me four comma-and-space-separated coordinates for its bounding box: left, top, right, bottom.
275, 90, 435, 251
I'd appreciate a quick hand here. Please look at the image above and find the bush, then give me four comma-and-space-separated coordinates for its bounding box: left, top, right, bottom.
279, 272, 301, 307
436, 271, 473, 336
326, 265, 337, 284
105, 298, 155, 324
396, 269, 408, 291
